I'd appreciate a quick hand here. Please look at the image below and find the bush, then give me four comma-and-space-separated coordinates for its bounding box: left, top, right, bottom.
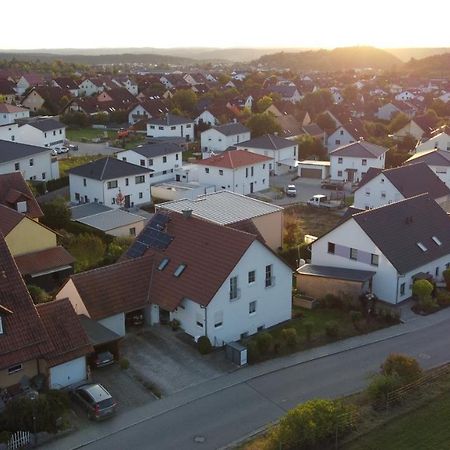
381, 353, 422, 384
419, 295, 439, 313
256, 332, 273, 355
412, 279, 434, 301
349, 310, 362, 329
0, 431, 11, 443
367, 374, 403, 410
198, 336, 212, 355
322, 293, 343, 309
267, 399, 355, 449
170, 319, 180, 331
437, 289, 450, 307
119, 358, 130, 370
325, 320, 339, 338
281, 328, 297, 347
443, 269, 450, 290
27, 285, 51, 304
246, 340, 260, 363
40, 196, 71, 229
304, 321, 313, 341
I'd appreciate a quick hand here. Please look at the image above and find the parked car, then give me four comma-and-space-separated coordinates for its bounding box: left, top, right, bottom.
286, 184, 297, 197
71, 383, 116, 421
56, 146, 69, 154
90, 351, 115, 368
68, 144, 78, 151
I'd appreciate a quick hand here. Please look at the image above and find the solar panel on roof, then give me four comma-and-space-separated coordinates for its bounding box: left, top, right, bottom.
149, 214, 169, 231
127, 241, 147, 258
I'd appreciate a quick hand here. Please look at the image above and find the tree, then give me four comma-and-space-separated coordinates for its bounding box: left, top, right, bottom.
257, 95, 273, 113
246, 113, 281, 137
315, 112, 336, 134
412, 279, 433, 301
296, 134, 326, 160
104, 236, 133, 264
41, 197, 71, 229
300, 89, 333, 116
67, 233, 106, 272
27, 285, 51, 304
343, 84, 358, 103
381, 353, 422, 384
172, 89, 197, 114
388, 112, 410, 133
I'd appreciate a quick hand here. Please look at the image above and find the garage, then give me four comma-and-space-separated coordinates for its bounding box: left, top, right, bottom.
49, 356, 87, 389
300, 168, 322, 179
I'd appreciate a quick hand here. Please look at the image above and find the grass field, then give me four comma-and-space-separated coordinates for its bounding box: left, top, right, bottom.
58, 155, 105, 177
346, 393, 450, 450
66, 128, 115, 142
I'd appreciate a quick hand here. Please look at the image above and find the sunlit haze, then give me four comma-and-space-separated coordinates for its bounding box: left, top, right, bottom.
3, 0, 450, 50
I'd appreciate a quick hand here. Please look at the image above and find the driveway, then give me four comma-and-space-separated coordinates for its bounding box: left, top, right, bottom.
67, 142, 118, 157
122, 326, 235, 396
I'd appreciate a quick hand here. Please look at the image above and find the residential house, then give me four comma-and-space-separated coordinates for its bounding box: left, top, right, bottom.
0, 205, 74, 290
330, 87, 344, 104
0, 104, 29, 126
52, 77, 79, 97
194, 149, 272, 195
329, 140, 387, 183
68, 157, 152, 208
78, 78, 104, 96
297, 194, 450, 304
147, 113, 194, 141
353, 163, 450, 211
0, 140, 59, 181
0, 123, 19, 142
268, 85, 303, 103
117, 142, 183, 184
326, 117, 366, 153
15, 73, 45, 95
97, 87, 136, 107
0, 79, 17, 103
157, 190, 284, 250
22, 86, 71, 114
112, 77, 138, 96
404, 149, 450, 186
124, 211, 292, 346
236, 134, 298, 175
297, 160, 330, 179
375, 101, 415, 121
194, 109, 220, 126
15, 117, 66, 149
414, 132, 450, 154
128, 99, 169, 125
392, 116, 436, 141
438, 92, 450, 104
395, 91, 416, 101
159, 74, 190, 90
200, 123, 250, 154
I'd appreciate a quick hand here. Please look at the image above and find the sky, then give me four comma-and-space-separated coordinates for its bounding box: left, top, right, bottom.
3, 0, 450, 50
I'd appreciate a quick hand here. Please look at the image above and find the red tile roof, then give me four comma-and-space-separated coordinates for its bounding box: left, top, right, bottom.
37, 299, 93, 367
69, 255, 155, 320
0, 172, 43, 219
0, 233, 52, 370
0, 204, 24, 235
14, 246, 75, 276
196, 150, 272, 169
0, 104, 28, 114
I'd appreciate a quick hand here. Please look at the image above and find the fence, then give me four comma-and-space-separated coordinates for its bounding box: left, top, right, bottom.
7, 431, 31, 450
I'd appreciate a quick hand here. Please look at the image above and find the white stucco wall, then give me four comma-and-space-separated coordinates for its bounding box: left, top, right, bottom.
330, 153, 385, 182
98, 313, 126, 337
0, 150, 57, 181
147, 121, 194, 141
201, 129, 251, 153
327, 127, 357, 153
353, 175, 402, 209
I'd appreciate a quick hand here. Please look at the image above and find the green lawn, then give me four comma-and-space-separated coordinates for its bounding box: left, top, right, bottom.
58, 155, 105, 177
66, 127, 116, 142
346, 393, 450, 450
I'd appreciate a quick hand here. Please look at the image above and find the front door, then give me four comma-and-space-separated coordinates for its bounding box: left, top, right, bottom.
347, 170, 355, 182
124, 195, 131, 208
176, 174, 181, 181
250, 182, 254, 193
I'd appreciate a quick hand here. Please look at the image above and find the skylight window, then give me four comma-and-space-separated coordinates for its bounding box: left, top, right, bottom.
417, 242, 428, 252
158, 258, 170, 271
173, 264, 186, 277
432, 236, 442, 246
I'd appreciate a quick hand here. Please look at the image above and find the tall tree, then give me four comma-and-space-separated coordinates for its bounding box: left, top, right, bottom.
246, 113, 281, 137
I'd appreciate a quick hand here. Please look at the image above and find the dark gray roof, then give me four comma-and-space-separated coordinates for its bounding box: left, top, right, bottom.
238, 134, 294, 150
330, 140, 388, 158
0, 140, 50, 163
127, 142, 182, 158
79, 315, 121, 346
149, 113, 192, 126
211, 122, 249, 136
352, 194, 450, 274
357, 163, 450, 200
297, 264, 375, 282
70, 202, 112, 220
405, 149, 450, 167
68, 157, 152, 180
18, 117, 65, 132
269, 85, 300, 98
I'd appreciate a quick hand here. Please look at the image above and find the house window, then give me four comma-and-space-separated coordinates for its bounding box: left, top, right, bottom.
381, 178, 384, 183
163, 156, 167, 163
135, 175, 145, 184
125, 178, 129, 186
400, 283, 405, 296
170, 126, 176, 130
83, 178, 87, 187
111, 198, 116, 205
158, 257, 170, 271
150, 125, 155, 129
328, 242, 335, 254
129, 227, 136, 236
186, 124, 191, 128
214, 311, 223, 328
176, 153, 179, 161
14, 162, 19, 171
371, 254, 379, 266
196, 312, 204, 328
174, 264, 186, 277
205, 168, 210, 174
340, 130, 344, 136
107, 180, 118, 189
8, 364, 23, 375
29, 158, 34, 166
53, 130, 56, 136
362, 159, 367, 166
381, 192, 386, 198
365, 189, 370, 196
246, 168, 249, 178
42, 172, 46, 180
149, 159, 153, 166
265, 264, 273, 288
140, 159, 145, 166
436, 267, 439, 277
337, 170, 343, 177
229, 276, 238, 300
162, 170, 167, 175
158, 126, 164, 130
338, 157, 343, 164
335, 139, 341, 145
263, 164, 266, 169
248, 270, 256, 284
75, 193, 80, 201
59, 129, 62, 134
249, 301, 257, 315
219, 170, 224, 176
139, 192, 143, 199
350, 248, 358, 260
122, 157, 127, 161
251, 166, 254, 176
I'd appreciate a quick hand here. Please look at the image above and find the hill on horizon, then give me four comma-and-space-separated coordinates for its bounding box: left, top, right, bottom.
404, 52, 450, 76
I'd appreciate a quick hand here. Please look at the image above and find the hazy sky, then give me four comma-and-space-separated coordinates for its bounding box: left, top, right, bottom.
3, 0, 450, 50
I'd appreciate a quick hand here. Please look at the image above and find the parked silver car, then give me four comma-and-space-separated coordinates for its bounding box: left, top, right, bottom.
71, 383, 117, 421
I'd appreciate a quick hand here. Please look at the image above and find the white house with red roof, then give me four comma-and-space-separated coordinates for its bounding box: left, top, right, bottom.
193, 149, 272, 195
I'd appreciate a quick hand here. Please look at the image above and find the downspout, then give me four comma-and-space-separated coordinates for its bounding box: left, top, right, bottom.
395, 274, 400, 305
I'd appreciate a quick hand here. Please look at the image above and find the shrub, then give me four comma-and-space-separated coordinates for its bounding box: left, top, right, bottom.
381, 353, 422, 384
325, 320, 339, 338
412, 279, 434, 301
198, 336, 212, 354
419, 295, 439, 313
256, 332, 273, 354
281, 328, 298, 347
437, 289, 450, 307
322, 293, 343, 309
0, 431, 11, 443
119, 358, 130, 370
40, 196, 71, 229
443, 269, 450, 290
171, 319, 180, 331
304, 321, 313, 341
27, 285, 51, 304
367, 374, 403, 410
267, 399, 355, 449
246, 340, 260, 363
349, 310, 362, 329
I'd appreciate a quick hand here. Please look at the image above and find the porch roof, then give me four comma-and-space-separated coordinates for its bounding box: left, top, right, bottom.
297, 264, 375, 283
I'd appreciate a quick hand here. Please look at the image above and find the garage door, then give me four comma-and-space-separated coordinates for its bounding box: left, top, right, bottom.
49, 357, 86, 389
300, 168, 322, 179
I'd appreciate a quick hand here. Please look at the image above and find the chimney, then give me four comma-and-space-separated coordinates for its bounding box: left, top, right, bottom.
182, 209, 193, 218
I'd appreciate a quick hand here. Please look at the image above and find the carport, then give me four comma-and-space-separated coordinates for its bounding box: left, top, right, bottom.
297, 160, 330, 180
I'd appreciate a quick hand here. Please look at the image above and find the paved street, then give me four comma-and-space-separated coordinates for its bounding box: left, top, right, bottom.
43, 308, 450, 450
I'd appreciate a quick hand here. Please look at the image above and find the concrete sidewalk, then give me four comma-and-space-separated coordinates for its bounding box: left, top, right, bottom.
43, 305, 450, 450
